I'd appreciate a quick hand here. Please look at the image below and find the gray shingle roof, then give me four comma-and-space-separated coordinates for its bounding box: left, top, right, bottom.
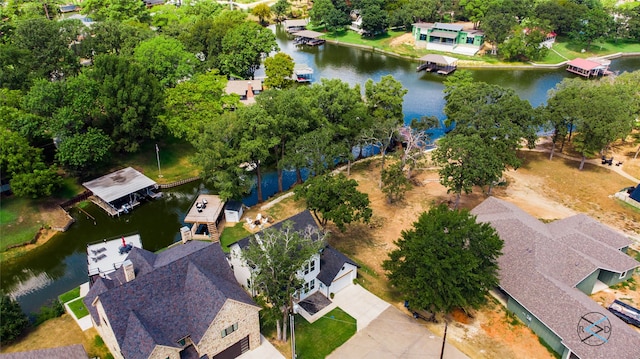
317, 246, 359, 287
433, 22, 463, 31
83, 241, 258, 359
0, 345, 88, 359
472, 197, 640, 359
235, 210, 319, 249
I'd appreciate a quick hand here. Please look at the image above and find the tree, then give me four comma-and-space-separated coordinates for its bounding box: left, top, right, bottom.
0, 44, 34, 90
251, 3, 272, 25
0, 295, 29, 345
162, 70, 234, 140
219, 21, 278, 79
295, 173, 372, 231
481, 9, 518, 55
381, 161, 412, 204
360, 0, 389, 35
55, 127, 113, 172
236, 105, 279, 203
432, 133, 502, 208
533, 0, 587, 36
499, 22, 550, 62
263, 52, 294, 89
309, 0, 336, 26
12, 18, 80, 81
10, 166, 62, 198
459, 0, 497, 29
133, 36, 195, 88
89, 54, 164, 152
82, 0, 150, 22
399, 117, 437, 179
286, 126, 346, 177
241, 222, 326, 342
382, 204, 503, 314
570, 8, 614, 51
271, 0, 290, 22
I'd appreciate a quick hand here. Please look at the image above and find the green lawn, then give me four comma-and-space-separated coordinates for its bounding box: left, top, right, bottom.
58, 287, 81, 304
0, 196, 43, 252
551, 37, 640, 61
294, 308, 356, 359
113, 137, 200, 184
219, 222, 250, 253
67, 298, 89, 319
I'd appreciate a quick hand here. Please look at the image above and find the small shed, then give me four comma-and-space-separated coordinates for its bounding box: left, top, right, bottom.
224, 200, 244, 223
184, 194, 225, 241
83, 167, 160, 216
630, 184, 640, 202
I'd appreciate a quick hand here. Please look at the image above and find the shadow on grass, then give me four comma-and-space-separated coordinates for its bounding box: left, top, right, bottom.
294, 308, 356, 359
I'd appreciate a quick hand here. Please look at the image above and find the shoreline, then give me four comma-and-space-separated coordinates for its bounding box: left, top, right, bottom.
321, 38, 640, 69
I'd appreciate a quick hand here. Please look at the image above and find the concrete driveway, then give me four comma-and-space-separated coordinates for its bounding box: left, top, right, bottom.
329, 284, 469, 359
332, 284, 390, 331
238, 335, 284, 359
328, 307, 469, 359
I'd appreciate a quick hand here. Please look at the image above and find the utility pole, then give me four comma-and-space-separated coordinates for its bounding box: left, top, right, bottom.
290, 312, 296, 359
440, 320, 448, 359
155, 144, 163, 178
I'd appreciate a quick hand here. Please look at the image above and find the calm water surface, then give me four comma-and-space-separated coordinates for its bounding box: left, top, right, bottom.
2, 26, 638, 314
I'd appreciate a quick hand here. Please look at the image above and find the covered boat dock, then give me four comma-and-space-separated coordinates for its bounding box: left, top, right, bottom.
293, 63, 314, 83
293, 30, 326, 46
566, 58, 612, 78
417, 54, 458, 75
83, 167, 161, 216
183, 194, 225, 241
285, 19, 308, 33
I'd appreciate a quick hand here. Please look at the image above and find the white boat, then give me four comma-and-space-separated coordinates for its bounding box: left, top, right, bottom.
293, 64, 314, 83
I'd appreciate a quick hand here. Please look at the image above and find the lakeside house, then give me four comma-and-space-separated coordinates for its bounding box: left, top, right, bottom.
228, 211, 359, 305
83, 241, 261, 359
225, 80, 262, 105
472, 197, 640, 359
412, 22, 484, 56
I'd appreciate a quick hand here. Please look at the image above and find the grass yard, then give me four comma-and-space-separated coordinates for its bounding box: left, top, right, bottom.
114, 137, 200, 184
0, 196, 44, 252
551, 37, 640, 60
0, 314, 112, 359
67, 298, 89, 319
294, 308, 356, 359
219, 222, 251, 252
58, 287, 80, 304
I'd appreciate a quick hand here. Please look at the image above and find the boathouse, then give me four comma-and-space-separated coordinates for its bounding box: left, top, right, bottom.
293, 30, 325, 46
184, 194, 225, 241
416, 54, 458, 75
285, 18, 308, 33
83, 167, 160, 216
566, 58, 611, 78
293, 63, 314, 83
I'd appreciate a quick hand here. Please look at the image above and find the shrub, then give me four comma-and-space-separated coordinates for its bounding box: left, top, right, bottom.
0, 295, 29, 345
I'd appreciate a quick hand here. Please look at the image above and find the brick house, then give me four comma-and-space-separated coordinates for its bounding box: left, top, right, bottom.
83, 241, 261, 359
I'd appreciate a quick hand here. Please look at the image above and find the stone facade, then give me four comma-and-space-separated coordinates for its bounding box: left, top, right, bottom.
198, 300, 261, 356
93, 300, 124, 359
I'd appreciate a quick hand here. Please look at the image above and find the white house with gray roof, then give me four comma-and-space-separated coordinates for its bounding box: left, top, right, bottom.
228, 211, 358, 302
472, 197, 640, 359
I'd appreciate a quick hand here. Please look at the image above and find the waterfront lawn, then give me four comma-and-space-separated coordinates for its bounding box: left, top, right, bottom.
220, 222, 250, 253
294, 308, 356, 359
59, 287, 81, 304
552, 37, 640, 60
114, 137, 200, 184
67, 298, 89, 319
0, 196, 42, 252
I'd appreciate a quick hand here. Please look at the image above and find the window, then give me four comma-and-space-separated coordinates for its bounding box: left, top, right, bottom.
221, 323, 238, 338
304, 260, 315, 275
620, 271, 627, 279
178, 337, 187, 346
303, 280, 316, 294
419, 34, 427, 41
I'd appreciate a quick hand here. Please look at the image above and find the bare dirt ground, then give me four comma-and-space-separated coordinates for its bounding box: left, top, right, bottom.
389, 32, 415, 48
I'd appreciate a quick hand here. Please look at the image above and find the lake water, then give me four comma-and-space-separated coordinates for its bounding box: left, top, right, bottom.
2, 27, 638, 314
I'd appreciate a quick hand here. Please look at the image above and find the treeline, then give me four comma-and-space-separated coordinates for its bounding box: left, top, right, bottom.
309, 0, 640, 61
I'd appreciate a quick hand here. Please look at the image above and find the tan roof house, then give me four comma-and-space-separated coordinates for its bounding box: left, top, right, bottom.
225, 80, 263, 105
472, 197, 640, 359
83, 241, 261, 359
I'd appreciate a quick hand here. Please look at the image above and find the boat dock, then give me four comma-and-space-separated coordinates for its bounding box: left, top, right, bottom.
293, 63, 314, 83
416, 54, 458, 75
293, 30, 326, 46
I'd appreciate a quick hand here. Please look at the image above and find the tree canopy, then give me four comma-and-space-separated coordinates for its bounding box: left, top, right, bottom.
382, 204, 503, 314
1, 295, 29, 345
295, 173, 372, 231
241, 222, 326, 342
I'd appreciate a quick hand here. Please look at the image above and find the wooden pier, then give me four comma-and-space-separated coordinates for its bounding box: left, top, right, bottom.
416, 54, 458, 75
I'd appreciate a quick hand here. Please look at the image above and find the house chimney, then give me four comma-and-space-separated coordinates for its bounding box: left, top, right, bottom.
247, 82, 254, 98
180, 226, 192, 243
123, 259, 135, 282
